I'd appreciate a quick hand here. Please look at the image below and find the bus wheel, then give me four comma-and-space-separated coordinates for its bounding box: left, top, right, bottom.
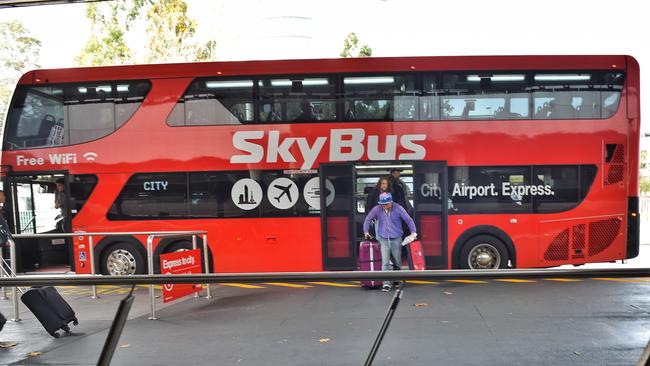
460, 235, 509, 270
100, 242, 146, 275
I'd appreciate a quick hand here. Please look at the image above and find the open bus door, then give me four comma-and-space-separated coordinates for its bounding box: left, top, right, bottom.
412, 161, 448, 268
319, 161, 448, 271
3, 172, 72, 273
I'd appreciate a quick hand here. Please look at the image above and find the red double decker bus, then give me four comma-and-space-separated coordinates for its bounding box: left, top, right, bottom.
0, 55, 640, 275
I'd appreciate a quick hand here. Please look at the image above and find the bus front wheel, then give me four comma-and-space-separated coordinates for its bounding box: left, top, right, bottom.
100, 242, 146, 275
460, 235, 509, 270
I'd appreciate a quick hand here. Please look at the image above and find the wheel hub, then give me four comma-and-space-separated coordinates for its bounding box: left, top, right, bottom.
468, 244, 501, 269
106, 249, 137, 275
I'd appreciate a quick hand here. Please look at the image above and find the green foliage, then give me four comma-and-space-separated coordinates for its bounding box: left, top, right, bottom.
0, 21, 41, 74
340, 32, 372, 58
76, 0, 217, 66
0, 21, 41, 129
641, 150, 647, 170
75, 1, 136, 66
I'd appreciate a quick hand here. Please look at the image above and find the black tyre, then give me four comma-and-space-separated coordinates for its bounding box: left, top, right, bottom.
459, 235, 510, 269
100, 242, 146, 275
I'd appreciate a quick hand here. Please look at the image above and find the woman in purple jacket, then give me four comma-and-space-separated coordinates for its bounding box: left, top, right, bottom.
363, 192, 417, 292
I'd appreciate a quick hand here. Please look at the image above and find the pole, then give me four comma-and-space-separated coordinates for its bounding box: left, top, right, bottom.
10, 239, 20, 321
89, 236, 98, 299
147, 235, 156, 320
203, 234, 212, 299
364, 283, 404, 366
192, 235, 199, 298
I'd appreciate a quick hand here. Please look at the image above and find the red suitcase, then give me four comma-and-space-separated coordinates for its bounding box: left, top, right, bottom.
358, 241, 382, 289
407, 240, 426, 270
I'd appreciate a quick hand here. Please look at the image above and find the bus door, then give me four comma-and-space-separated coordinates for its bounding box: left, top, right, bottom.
4, 173, 71, 272
412, 162, 448, 268
320, 163, 356, 270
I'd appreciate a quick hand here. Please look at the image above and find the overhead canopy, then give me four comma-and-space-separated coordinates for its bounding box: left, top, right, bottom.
0, 0, 99, 8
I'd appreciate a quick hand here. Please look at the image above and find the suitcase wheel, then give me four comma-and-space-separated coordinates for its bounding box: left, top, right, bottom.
62, 325, 71, 333
51, 331, 60, 338
73, 319, 79, 326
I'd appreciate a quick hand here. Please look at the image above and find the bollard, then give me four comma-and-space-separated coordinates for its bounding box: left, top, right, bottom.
89, 236, 98, 299
147, 235, 157, 320
203, 234, 212, 299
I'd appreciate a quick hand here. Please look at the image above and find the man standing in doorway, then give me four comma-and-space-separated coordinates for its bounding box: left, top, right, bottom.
363, 192, 417, 292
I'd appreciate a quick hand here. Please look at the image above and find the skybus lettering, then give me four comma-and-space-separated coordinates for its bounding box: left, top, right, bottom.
230, 129, 426, 169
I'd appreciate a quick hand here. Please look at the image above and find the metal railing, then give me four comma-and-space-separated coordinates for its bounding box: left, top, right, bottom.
2, 267, 650, 287
3, 230, 209, 321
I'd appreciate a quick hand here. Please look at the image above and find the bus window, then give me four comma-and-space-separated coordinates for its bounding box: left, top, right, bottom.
107, 173, 188, 220
69, 175, 98, 218
4, 81, 150, 149
9, 87, 65, 148
601, 91, 621, 118
449, 166, 532, 213
258, 77, 337, 123
343, 75, 416, 121
441, 73, 530, 120
533, 91, 602, 119
168, 79, 254, 126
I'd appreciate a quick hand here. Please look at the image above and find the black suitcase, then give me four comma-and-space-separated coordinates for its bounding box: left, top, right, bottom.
21, 287, 78, 337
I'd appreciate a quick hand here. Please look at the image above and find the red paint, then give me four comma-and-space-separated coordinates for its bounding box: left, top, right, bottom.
2, 55, 640, 272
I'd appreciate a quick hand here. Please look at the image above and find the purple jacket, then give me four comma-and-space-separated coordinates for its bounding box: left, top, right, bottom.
363, 202, 416, 239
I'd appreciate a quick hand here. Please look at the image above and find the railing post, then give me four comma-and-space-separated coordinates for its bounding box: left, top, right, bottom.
203, 234, 212, 299
89, 235, 98, 299
147, 235, 157, 320
192, 235, 200, 298
9, 239, 20, 321
1, 255, 7, 300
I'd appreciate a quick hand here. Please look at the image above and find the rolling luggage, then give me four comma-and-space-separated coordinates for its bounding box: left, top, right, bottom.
407, 240, 426, 270
358, 241, 382, 289
21, 287, 78, 338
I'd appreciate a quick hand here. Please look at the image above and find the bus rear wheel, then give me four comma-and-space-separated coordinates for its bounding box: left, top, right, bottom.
100, 242, 146, 275
460, 235, 509, 270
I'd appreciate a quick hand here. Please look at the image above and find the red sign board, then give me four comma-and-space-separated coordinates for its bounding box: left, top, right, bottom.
160, 249, 203, 303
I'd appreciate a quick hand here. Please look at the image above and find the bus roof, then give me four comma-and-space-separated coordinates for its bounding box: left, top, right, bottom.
18, 55, 631, 85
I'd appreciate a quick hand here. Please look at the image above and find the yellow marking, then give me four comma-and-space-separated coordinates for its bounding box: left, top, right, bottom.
97, 285, 121, 289
592, 277, 647, 283
447, 279, 488, 284
307, 281, 359, 288
219, 283, 266, 289
406, 280, 440, 285
263, 282, 312, 288
99, 288, 129, 295
543, 278, 583, 282
494, 279, 536, 283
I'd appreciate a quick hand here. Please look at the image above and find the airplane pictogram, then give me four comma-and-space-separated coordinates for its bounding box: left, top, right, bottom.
273, 183, 294, 203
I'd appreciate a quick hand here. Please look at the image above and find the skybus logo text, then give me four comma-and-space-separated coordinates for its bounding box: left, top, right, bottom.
230, 129, 426, 169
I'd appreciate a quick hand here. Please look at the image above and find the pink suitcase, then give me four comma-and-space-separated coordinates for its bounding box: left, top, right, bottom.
358, 241, 382, 289
407, 240, 426, 270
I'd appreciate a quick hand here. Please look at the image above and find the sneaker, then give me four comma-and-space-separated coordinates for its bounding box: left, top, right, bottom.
382, 285, 392, 292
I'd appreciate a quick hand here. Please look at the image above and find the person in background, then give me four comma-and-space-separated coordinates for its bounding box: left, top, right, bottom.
388, 168, 411, 212
54, 179, 66, 232
365, 176, 391, 214
363, 192, 417, 292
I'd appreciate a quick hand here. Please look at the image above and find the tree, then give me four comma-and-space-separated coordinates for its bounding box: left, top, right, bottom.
76, 0, 217, 66
0, 21, 41, 128
340, 32, 372, 58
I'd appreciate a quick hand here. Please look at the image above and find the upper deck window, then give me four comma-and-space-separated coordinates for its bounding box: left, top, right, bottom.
167, 78, 255, 126
3, 80, 151, 150
259, 77, 337, 123
343, 75, 417, 121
